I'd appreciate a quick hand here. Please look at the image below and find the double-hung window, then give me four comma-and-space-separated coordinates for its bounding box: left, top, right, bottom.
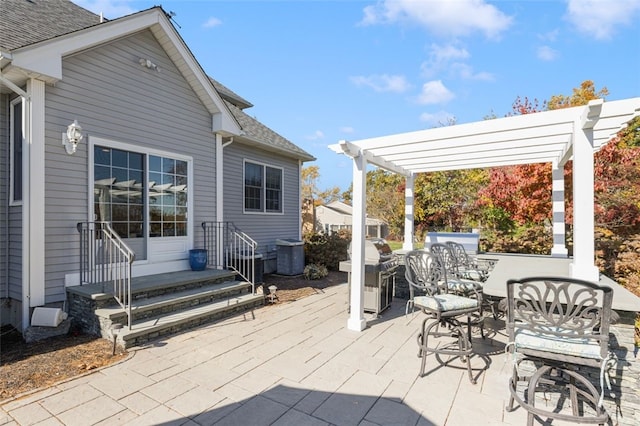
10, 98, 23, 204
244, 161, 282, 213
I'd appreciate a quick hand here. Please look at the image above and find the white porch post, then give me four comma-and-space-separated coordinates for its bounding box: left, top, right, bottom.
551, 161, 568, 257
22, 78, 46, 331
403, 174, 414, 251
348, 151, 367, 331
570, 116, 599, 281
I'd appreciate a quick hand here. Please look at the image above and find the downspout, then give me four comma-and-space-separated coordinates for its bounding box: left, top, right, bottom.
215, 134, 233, 268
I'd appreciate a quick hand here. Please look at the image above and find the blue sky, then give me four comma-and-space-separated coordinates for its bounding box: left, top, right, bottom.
76, 0, 640, 191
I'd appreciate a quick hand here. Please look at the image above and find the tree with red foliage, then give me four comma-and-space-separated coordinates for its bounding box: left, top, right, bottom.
478, 96, 552, 226
479, 81, 640, 236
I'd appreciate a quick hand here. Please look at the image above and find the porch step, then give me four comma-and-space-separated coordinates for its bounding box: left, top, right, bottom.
67, 268, 265, 348
95, 280, 252, 323
114, 292, 263, 348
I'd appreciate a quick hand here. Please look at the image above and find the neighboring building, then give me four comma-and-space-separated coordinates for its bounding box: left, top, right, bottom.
315, 201, 388, 238
0, 0, 314, 331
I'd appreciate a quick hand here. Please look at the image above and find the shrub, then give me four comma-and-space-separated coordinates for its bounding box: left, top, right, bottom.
304, 263, 328, 280
303, 230, 350, 271
481, 225, 552, 255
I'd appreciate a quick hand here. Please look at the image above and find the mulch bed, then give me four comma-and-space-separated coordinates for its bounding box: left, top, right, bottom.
262, 270, 347, 303
0, 325, 128, 401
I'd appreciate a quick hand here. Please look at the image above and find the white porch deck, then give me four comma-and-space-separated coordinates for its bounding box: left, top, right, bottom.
2, 279, 638, 425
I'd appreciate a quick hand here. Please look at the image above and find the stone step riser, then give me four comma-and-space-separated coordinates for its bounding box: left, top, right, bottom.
116, 298, 263, 348
103, 285, 251, 323
94, 274, 241, 309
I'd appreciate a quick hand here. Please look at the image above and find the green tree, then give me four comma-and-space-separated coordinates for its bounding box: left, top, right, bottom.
366, 169, 405, 237
301, 165, 343, 205
414, 169, 488, 233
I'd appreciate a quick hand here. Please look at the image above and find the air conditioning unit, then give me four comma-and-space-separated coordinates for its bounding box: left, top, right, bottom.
31, 307, 68, 327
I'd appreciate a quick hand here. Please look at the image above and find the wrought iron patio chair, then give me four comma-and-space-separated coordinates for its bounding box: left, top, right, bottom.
505, 276, 614, 425
445, 241, 495, 282
404, 250, 483, 384
427, 243, 483, 297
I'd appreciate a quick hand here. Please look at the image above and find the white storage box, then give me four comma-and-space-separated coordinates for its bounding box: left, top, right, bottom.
31, 307, 68, 327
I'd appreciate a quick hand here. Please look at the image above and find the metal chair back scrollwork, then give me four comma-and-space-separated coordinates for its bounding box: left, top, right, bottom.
505, 276, 614, 425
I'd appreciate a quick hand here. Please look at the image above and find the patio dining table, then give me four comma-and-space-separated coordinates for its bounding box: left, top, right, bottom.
479, 253, 640, 314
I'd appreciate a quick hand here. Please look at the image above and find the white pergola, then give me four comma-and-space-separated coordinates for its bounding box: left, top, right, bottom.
329, 97, 640, 331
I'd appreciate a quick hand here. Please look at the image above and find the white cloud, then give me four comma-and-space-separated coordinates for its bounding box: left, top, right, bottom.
421, 43, 493, 81
340, 126, 355, 134
350, 74, 411, 93
419, 110, 457, 127
305, 130, 325, 141
75, 0, 137, 19
537, 45, 559, 61
449, 63, 494, 81
417, 80, 454, 105
360, 0, 512, 39
203, 17, 222, 29
566, 0, 640, 40
537, 29, 560, 42
421, 43, 469, 77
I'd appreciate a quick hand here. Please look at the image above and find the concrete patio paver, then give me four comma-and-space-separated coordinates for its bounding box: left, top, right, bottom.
1, 282, 638, 425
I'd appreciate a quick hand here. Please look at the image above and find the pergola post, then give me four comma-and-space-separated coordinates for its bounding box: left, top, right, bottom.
551, 161, 568, 257
570, 115, 599, 281
403, 174, 414, 251
348, 151, 367, 331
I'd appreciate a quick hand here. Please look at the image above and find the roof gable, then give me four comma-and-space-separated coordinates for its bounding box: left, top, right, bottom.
2, 6, 241, 135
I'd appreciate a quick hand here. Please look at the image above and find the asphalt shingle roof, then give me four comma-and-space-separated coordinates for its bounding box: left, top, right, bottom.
225, 101, 315, 161
0, 0, 101, 51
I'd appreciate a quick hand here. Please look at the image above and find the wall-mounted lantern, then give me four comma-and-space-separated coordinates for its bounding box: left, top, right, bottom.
62, 120, 83, 155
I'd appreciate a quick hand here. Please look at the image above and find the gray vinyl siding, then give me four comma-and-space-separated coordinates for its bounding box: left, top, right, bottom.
223, 142, 301, 254
1, 93, 23, 302
42, 29, 216, 303
0, 94, 7, 300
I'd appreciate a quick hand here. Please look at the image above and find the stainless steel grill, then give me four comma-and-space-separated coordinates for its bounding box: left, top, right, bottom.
339, 239, 399, 315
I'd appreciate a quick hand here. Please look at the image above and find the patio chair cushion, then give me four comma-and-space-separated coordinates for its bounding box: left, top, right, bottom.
414, 294, 479, 312
447, 278, 482, 294
513, 327, 603, 359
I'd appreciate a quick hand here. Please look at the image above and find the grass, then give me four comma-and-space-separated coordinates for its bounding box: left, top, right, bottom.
386, 240, 423, 251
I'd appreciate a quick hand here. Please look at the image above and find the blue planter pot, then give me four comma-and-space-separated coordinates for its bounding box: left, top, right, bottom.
189, 249, 208, 271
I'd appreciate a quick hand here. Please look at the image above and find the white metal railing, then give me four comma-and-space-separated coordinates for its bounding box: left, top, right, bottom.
202, 221, 258, 293
77, 222, 135, 329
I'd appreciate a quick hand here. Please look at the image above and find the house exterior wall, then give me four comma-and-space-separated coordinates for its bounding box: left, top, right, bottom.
0, 94, 7, 306
316, 206, 350, 228
223, 142, 301, 272
1, 94, 7, 305
41, 29, 217, 303
2, 93, 24, 302
2, 92, 24, 326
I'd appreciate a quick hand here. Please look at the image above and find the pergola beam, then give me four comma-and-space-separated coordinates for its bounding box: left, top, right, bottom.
329, 140, 411, 176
